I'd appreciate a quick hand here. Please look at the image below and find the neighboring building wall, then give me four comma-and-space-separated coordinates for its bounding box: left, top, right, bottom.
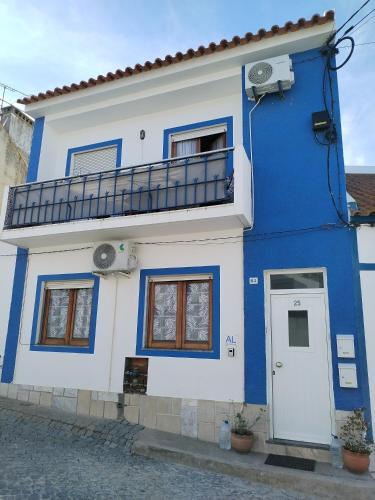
0, 106, 33, 157
0, 123, 28, 208
358, 226, 375, 437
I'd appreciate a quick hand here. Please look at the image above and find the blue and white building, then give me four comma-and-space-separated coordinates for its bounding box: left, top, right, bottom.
0, 10, 371, 461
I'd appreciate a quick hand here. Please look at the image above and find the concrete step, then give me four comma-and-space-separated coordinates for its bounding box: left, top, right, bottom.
133, 428, 375, 500
263, 438, 331, 463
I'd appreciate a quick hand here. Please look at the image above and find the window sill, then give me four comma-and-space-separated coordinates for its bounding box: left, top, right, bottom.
136, 347, 219, 359
30, 344, 94, 354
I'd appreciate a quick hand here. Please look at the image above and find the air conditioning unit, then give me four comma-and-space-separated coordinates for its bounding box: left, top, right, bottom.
245, 55, 294, 100
92, 241, 137, 274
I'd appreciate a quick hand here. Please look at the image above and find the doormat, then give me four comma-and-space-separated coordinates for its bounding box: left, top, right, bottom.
265, 454, 316, 472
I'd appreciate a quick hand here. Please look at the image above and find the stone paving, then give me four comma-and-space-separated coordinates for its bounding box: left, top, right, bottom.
0, 397, 316, 499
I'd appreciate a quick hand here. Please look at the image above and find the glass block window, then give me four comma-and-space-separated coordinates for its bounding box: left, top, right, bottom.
40, 281, 94, 346
270, 272, 324, 290
146, 279, 212, 350
72, 146, 117, 176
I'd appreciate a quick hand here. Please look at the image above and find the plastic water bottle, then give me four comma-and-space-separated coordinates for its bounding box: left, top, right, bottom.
330, 435, 343, 468
219, 420, 231, 450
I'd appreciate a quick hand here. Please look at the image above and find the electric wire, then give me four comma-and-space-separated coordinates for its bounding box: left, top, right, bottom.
350, 13, 375, 35
327, 0, 371, 43
316, 2, 374, 227
343, 6, 375, 35
249, 94, 265, 228
0, 223, 350, 257
0, 82, 28, 96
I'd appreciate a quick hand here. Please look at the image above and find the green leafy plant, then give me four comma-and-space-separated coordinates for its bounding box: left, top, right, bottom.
232, 408, 265, 436
340, 408, 374, 455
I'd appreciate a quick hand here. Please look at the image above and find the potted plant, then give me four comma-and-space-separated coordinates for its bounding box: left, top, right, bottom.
230, 408, 264, 453
340, 408, 374, 473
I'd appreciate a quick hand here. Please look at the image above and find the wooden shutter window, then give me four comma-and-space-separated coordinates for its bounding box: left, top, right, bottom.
146, 279, 212, 350
72, 146, 117, 176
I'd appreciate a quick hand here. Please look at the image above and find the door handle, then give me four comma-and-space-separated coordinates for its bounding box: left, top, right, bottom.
275, 362, 283, 368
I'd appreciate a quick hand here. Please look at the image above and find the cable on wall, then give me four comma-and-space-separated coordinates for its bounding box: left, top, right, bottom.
248, 94, 265, 229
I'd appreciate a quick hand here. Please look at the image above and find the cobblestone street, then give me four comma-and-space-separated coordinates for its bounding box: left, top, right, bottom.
0, 397, 315, 499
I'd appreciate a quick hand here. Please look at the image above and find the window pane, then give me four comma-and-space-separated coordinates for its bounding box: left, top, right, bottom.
152, 284, 177, 341
72, 289, 93, 339
200, 133, 225, 152
46, 289, 69, 338
271, 273, 324, 290
185, 282, 209, 342
288, 310, 309, 347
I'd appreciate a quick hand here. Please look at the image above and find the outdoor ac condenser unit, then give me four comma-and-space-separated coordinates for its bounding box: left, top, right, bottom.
92, 241, 137, 273
245, 54, 294, 100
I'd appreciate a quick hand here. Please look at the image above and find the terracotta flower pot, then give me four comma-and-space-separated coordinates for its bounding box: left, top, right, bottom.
231, 431, 254, 453
342, 448, 370, 474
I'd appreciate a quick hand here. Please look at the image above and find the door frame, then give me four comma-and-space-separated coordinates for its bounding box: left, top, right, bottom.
264, 267, 336, 443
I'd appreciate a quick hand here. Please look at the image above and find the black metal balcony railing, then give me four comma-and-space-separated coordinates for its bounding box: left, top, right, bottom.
4, 148, 234, 229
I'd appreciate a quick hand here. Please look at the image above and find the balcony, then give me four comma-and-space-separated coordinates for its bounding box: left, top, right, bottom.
0, 146, 252, 248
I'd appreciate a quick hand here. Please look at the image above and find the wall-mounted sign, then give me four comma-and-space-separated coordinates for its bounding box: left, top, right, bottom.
249, 277, 258, 285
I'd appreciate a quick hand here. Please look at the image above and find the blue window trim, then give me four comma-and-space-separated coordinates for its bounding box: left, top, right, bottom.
1, 249, 28, 382
27, 117, 45, 182
136, 266, 220, 359
65, 139, 123, 176
359, 263, 375, 271
163, 117, 233, 176
29, 273, 100, 354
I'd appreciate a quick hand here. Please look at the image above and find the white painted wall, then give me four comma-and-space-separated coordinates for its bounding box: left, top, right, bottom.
13, 228, 244, 402
357, 226, 375, 264
357, 226, 375, 446
38, 92, 242, 182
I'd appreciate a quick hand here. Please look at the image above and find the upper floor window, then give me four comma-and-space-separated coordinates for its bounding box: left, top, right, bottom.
39, 280, 94, 347
72, 146, 118, 176
170, 125, 226, 158
65, 139, 122, 176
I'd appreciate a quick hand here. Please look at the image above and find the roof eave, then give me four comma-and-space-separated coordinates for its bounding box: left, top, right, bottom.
18, 10, 335, 113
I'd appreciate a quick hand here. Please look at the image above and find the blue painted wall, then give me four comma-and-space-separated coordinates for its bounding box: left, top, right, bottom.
243, 49, 371, 417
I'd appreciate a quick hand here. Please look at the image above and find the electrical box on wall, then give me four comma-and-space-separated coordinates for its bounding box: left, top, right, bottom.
312, 110, 331, 131
338, 363, 358, 389
336, 335, 355, 358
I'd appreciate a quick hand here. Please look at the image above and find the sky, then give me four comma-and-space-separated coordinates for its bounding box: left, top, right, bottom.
0, 0, 374, 167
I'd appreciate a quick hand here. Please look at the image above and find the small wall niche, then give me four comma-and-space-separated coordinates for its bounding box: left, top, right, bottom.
124, 357, 148, 394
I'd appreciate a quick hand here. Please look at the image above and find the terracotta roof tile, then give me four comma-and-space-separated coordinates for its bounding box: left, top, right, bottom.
346, 174, 375, 216
18, 10, 334, 106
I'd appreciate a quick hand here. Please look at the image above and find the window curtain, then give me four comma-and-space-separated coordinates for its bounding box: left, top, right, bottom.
46, 290, 69, 338
185, 282, 209, 341
210, 134, 225, 151
175, 139, 198, 157
152, 284, 177, 341
72, 289, 93, 339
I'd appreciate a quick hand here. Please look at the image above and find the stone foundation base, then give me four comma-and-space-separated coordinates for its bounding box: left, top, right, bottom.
0, 382, 349, 463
